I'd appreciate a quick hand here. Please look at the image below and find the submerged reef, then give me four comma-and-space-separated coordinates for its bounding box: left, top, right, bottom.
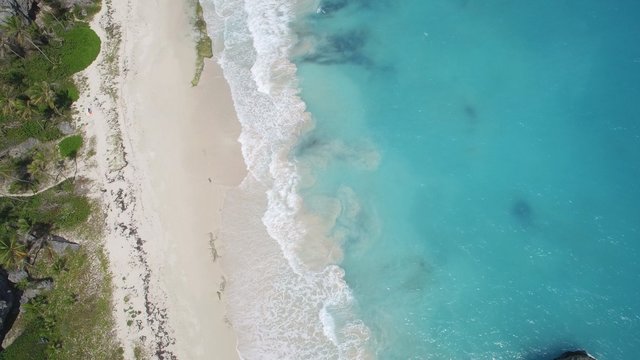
554, 350, 597, 360
300, 30, 373, 67
511, 199, 533, 224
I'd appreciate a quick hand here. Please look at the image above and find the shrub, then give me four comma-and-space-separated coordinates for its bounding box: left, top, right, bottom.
52, 24, 101, 77
56, 194, 91, 229
58, 135, 83, 158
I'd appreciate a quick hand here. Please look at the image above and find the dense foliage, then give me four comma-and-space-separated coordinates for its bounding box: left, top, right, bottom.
0, 4, 100, 151
0, 1, 122, 358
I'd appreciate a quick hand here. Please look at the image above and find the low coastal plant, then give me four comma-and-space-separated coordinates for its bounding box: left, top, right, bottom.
58, 135, 83, 158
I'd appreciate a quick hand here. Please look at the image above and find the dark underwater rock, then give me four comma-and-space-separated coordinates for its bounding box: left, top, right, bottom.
554, 350, 597, 360
511, 199, 532, 223
301, 29, 373, 67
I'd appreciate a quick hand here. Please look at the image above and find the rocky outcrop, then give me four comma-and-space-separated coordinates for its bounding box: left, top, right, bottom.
46, 235, 80, 255
0, 270, 21, 345
7, 269, 27, 284
554, 350, 597, 360
57, 121, 75, 136
20, 278, 53, 304
0, 138, 40, 160
0, 0, 37, 23
59, 0, 95, 8
26, 233, 80, 264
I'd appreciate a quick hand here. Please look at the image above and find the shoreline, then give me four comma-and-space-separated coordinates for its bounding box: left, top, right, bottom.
79, 0, 245, 358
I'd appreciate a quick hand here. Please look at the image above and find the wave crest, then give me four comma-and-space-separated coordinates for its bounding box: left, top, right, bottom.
202, 0, 372, 358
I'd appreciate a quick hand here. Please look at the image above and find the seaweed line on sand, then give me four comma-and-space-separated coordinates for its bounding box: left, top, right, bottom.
92, 0, 177, 358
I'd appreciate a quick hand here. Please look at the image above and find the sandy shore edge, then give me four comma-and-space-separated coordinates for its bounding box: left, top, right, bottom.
77, 0, 245, 358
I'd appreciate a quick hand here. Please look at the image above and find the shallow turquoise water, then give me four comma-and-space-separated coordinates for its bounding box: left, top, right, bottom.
293, 1, 640, 358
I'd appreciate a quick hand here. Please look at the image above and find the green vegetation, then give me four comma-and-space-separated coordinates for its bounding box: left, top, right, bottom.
52, 24, 101, 78
58, 135, 83, 158
0, 0, 122, 358
0, 7, 100, 152
0, 182, 121, 359
191, 1, 213, 86
133, 344, 146, 360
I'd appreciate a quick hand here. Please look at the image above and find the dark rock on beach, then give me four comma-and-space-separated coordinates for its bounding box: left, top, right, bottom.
0, 0, 37, 22
554, 350, 597, 360
7, 269, 28, 284
0, 270, 21, 345
46, 235, 81, 255
20, 279, 53, 304
0, 138, 40, 159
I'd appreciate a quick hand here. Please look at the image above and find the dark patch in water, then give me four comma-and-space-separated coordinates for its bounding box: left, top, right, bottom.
316, 0, 387, 16
511, 199, 532, 223
294, 135, 324, 156
463, 104, 477, 119
301, 30, 374, 67
519, 342, 588, 360
318, 0, 349, 15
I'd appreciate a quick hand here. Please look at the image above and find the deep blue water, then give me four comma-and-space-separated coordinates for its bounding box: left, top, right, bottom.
293, 1, 640, 358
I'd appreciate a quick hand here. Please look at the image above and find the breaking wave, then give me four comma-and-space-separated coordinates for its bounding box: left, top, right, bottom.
202, 0, 372, 358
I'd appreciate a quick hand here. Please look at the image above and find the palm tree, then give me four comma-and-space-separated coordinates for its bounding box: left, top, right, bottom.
1, 16, 53, 64
0, 235, 28, 269
0, 97, 22, 117
27, 150, 49, 183
27, 81, 60, 114
15, 99, 36, 121
0, 34, 25, 59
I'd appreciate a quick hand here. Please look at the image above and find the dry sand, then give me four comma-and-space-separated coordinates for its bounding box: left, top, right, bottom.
77, 0, 245, 358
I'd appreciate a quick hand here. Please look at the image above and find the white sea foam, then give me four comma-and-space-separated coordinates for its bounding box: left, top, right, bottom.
202, 0, 372, 358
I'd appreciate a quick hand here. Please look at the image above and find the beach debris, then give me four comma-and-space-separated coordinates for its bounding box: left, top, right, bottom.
208, 232, 219, 262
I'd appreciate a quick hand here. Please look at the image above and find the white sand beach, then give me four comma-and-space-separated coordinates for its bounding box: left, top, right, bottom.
76, 0, 245, 358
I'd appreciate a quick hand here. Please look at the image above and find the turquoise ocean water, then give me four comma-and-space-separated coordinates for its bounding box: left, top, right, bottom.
207, 0, 640, 358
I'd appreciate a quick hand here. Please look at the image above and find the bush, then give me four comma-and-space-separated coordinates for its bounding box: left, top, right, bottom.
58, 135, 83, 158
62, 81, 80, 102
52, 24, 101, 77
55, 195, 91, 229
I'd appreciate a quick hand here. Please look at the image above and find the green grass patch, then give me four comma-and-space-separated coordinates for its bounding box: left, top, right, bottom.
52, 24, 101, 78
58, 135, 83, 158
22, 23, 100, 84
